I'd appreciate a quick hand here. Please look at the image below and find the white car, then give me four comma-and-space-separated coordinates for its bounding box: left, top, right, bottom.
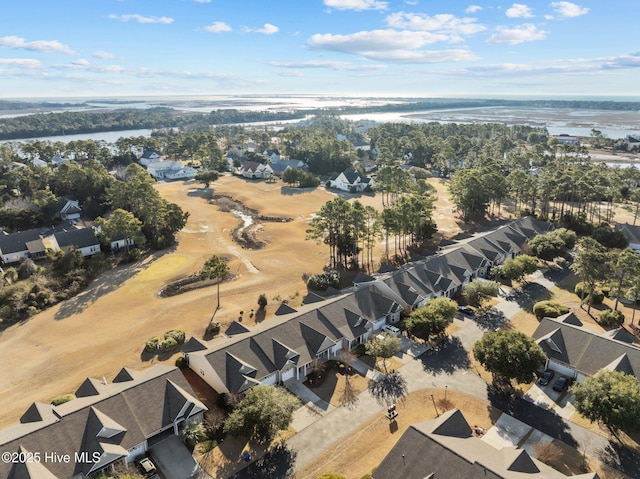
382, 324, 401, 336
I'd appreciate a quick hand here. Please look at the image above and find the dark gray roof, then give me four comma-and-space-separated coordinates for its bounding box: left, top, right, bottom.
0, 229, 46, 256
274, 302, 298, 316
112, 367, 137, 383
182, 336, 209, 352
75, 377, 105, 398
225, 320, 251, 336
301, 292, 325, 305
0, 367, 205, 479
341, 168, 371, 185
374, 409, 593, 479
54, 228, 100, 249
533, 317, 640, 379
19, 403, 57, 424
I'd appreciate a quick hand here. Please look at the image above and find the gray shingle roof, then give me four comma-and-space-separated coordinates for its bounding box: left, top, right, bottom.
374, 409, 592, 479
0, 366, 205, 479
0, 229, 45, 256
533, 317, 640, 379
54, 228, 99, 249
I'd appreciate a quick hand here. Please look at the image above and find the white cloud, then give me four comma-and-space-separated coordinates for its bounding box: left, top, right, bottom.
465, 5, 483, 13
93, 51, 115, 59
506, 4, 534, 18
52, 59, 126, 73
323, 0, 388, 11
308, 29, 477, 63
0, 35, 75, 55
386, 12, 486, 36
204, 21, 232, 33
255, 23, 279, 35
486, 24, 547, 44
108, 14, 174, 24
550, 2, 589, 18
268, 60, 386, 71
0, 58, 43, 69
277, 70, 304, 77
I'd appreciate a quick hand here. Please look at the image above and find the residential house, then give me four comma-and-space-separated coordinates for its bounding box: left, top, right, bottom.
31, 158, 48, 168
329, 168, 373, 192
270, 159, 308, 178
51, 156, 71, 165
532, 314, 640, 382
57, 197, 82, 223
374, 409, 599, 479
352, 140, 370, 152
138, 150, 160, 167
239, 161, 273, 179
615, 223, 640, 252
187, 282, 402, 395
146, 161, 196, 180
0, 365, 206, 479
262, 149, 281, 163
554, 134, 578, 145
46, 228, 102, 257
0, 229, 47, 265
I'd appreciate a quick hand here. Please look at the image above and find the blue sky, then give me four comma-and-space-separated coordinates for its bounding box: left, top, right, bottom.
1, 0, 638, 99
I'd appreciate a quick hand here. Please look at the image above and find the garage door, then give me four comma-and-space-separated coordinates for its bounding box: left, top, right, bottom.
281, 368, 295, 382
548, 360, 576, 378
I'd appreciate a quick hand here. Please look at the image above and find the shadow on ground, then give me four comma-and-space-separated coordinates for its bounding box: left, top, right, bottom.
473, 308, 508, 331
418, 336, 470, 375
487, 385, 578, 449
231, 444, 297, 479
596, 441, 640, 477
509, 282, 552, 312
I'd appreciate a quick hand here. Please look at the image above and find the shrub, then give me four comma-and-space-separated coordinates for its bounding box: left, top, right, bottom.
164, 329, 186, 344
257, 293, 268, 309
159, 337, 178, 352
532, 301, 570, 320
51, 394, 75, 406
462, 280, 499, 306
307, 270, 340, 291
353, 344, 367, 356
175, 356, 188, 369
145, 336, 159, 352
599, 309, 625, 328
601, 285, 612, 298
205, 321, 221, 337
17, 259, 38, 280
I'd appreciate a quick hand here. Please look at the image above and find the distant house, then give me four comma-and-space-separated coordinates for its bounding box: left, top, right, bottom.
146, 160, 197, 180
0, 365, 206, 479
554, 134, 577, 145
270, 159, 308, 178
262, 149, 281, 163
139, 150, 160, 166
352, 140, 370, 152
51, 155, 71, 165
0, 229, 47, 265
239, 160, 273, 179
46, 228, 101, 257
329, 168, 373, 192
31, 158, 48, 168
57, 197, 82, 223
374, 409, 599, 479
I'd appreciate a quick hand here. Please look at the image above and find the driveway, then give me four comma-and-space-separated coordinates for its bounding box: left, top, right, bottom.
150, 435, 213, 479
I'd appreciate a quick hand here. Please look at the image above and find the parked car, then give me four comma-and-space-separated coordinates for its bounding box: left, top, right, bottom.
538, 369, 555, 386
382, 324, 401, 336
137, 457, 157, 477
457, 306, 475, 317
552, 376, 571, 392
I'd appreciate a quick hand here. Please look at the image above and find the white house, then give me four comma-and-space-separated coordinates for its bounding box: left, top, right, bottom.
0, 229, 47, 265
262, 149, 281, 163
57, 197, 82, 223
329, 168, 373, 192
146, 160, 196, 180
239, 160, 273, 179
46, 228, 102, 257
139, 150, 160, 166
